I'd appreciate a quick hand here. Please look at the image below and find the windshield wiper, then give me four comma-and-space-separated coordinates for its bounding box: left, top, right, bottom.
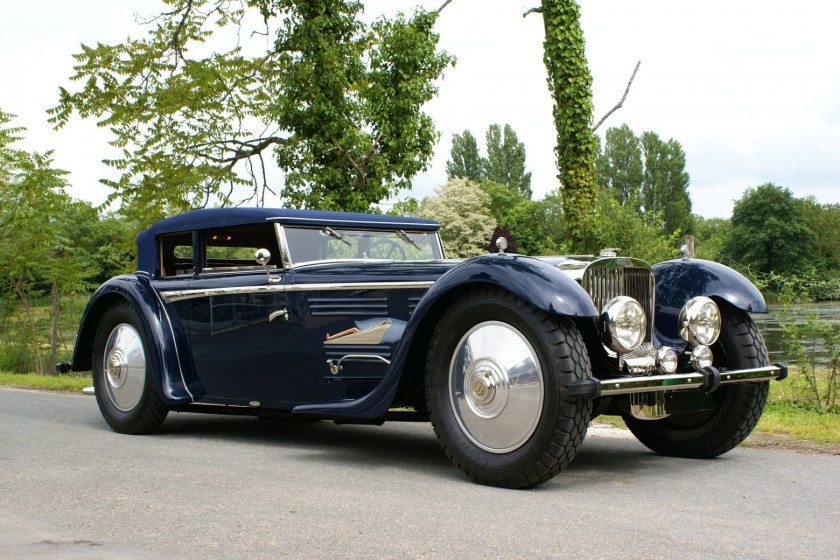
397, 230, 421, 251
322, 226, 351, 246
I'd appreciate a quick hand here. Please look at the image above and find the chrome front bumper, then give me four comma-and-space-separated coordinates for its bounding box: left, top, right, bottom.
568, 364, 787, 398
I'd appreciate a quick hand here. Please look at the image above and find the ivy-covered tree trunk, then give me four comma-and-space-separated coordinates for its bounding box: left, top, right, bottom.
540, 0, 598, 248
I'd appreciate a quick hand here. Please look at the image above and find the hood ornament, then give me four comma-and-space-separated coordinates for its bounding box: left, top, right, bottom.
495, 237, 508, 254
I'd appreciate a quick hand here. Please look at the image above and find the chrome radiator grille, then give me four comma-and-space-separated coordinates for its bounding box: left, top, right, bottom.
582, 264, 655, 342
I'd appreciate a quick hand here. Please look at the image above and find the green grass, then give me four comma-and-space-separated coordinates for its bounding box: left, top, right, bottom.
594, 402, 840, 446
0, 372, 92, 392
756, 401, 840, 443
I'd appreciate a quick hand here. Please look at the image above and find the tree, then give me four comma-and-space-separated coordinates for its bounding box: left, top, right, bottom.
479, 179, 522, 226
574, 184, 680, 264
641, 132, 692, 235
693, 215, 731, 261
59, 202, 138, 284
595, 123, 642, 211
800, 197, 840, 274
446, 130, 483, 182
484, 124, 532, 199
50, 1, 454, 226
539, 0, 598, 247
417, 178, 494, 257
595, 125, 693, 236
0, 110, 87, 374
725, 183, 816, 274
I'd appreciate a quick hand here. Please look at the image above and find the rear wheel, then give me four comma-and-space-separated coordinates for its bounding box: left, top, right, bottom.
426, 288, 591, 488
623, 306, 769, 458
92, 302, 168, 434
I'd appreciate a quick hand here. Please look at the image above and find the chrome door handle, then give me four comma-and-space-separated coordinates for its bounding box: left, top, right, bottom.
269, 309, 289, 322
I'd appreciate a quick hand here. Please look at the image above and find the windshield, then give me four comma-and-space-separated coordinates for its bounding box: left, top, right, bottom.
283, 226, 443, 265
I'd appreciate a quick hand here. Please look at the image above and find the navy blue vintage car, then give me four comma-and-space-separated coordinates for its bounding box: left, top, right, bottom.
71, 208, 786, 488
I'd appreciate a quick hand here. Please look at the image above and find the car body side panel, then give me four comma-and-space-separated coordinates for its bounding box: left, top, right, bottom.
652, 258, 767, 351
292, 255, 599, 418
71, 274, 196, 404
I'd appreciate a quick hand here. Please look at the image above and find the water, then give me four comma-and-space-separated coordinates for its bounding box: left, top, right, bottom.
751, 302, 840, 367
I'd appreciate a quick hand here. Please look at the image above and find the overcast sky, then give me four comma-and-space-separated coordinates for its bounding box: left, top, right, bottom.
3, 0, 839, 218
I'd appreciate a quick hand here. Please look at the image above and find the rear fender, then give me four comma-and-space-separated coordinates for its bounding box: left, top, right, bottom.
71, 274, 195, 404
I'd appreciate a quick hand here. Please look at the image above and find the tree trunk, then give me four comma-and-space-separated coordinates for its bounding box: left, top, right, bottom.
15, 276, 42, 375
540, 0, 597, 249
49, 279, 58, 376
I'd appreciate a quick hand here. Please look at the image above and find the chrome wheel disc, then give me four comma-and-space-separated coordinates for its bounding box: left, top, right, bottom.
103, 323, 146, 412
449, 321, 544, 453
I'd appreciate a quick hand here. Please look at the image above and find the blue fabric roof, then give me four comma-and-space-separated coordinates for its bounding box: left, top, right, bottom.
136, 208, 440, 275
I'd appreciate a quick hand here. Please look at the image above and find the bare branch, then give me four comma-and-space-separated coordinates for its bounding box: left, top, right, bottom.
169, 0, 195, 69
593, 60, 641, 132
187, 136, 288, 164
522, 7, 542, 18
435, 0, 455, 14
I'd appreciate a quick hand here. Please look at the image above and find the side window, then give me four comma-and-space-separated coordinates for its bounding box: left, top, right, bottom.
160, 232, 194, 277
202, 224, 282, 273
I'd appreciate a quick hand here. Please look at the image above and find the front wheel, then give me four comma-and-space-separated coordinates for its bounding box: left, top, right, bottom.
425, 288, 591, 488
623, 306, 769, 458
92, 302, 169, 434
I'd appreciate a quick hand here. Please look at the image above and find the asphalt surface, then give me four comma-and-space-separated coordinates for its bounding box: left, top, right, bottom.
1, 388, 838, 560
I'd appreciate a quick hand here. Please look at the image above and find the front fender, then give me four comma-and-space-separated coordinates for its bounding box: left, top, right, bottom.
292, 254, 597, 419
653, 258, 767, 350
71, 274, 195, 405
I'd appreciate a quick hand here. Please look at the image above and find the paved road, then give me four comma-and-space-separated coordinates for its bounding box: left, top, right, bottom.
1, 388, 838, 560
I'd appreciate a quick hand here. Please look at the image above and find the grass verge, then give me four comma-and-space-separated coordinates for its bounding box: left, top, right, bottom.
594, 403, 839, 455
0, 372, 92, 393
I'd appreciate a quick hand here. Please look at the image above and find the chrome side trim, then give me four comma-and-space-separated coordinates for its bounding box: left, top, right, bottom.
326, 354, 391, 375
159, 280, 436, 302
597, 365, 784, 397
275, 224, 293, 271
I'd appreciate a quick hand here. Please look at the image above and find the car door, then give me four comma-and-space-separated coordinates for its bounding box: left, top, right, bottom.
178, 225, 322, 408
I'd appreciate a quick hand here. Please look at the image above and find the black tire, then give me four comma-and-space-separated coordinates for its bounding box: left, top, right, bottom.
425, 288, 591, 489
623, 306, 769, 458
92, 302, 169, 434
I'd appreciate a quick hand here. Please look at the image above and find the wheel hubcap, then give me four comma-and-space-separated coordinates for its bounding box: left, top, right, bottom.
449, 321, 544, 453
103, 324, 146, 412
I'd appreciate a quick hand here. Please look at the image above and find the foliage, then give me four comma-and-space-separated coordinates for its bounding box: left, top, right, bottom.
725, 183, 816, 274
640, 131, 693, 235
571, 185, 681, 264
417, 178, 493, 258
692, 216, 731, 261
50, 0, 454, 226
446, 130, 483, 182
595, 124, 693, 236
540, 0, 598, 248
385, 197, 419, 218
483, 124, 532, 199
595, 123, 642, 211
801, 197, 840, 274
59, 202, 138, 284
0, 110, 94, 374
750, 276, 839, 409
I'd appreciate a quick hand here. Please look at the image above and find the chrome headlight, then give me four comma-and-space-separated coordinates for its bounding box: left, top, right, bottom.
600, 296, 646, 354
657, 347, 679, 373
690, 345, 713, 370
679, 297, 721, 347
